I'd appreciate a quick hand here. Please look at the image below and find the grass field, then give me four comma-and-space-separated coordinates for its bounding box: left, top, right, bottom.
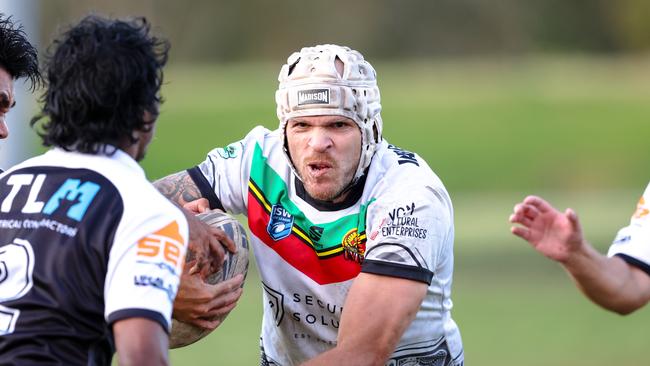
169, 191, 650, 366
137, 56, 650, 365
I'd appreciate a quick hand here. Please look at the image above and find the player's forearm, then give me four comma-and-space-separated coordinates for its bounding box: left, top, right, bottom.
301, 345, 388, 366
303, 274, 426, 366
117, 352, 169, 366
301, 309, 395, 366
562, 242, 646, 314
114, 319, 170, 366
153, 171, 202, 205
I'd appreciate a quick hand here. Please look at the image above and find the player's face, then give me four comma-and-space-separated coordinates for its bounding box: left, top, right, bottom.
0, 67, 16, 139
286, 115, 361, 202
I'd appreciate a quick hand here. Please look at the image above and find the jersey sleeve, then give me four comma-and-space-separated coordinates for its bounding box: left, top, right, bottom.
104, 204, 188, 333
607, 182, 650, 276
187, 126, 270, 215
363, 184, 453, 285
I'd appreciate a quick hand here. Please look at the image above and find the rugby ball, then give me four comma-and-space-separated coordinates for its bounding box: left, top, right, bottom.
169, 209, 249, 348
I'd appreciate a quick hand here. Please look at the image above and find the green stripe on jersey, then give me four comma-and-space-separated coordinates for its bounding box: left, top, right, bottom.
250, 143, 374, 250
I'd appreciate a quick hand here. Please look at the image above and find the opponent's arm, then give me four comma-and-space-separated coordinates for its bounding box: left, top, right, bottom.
154, 170, 203, 207
154, 170, 236, 255
563, 243, 650, 314
154, 171, 242, 328
155, 171, 232, 274
301, 273, 427, 366
510, 195, 650, 314
113, 318, 169, 366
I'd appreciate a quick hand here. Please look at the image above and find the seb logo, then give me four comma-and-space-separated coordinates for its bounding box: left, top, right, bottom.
1, 174, 100, 221
633, 196, 649, 220
136, 221, 186, 269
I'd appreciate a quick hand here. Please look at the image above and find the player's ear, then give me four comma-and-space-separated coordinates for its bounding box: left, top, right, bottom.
141, 109, 158, 132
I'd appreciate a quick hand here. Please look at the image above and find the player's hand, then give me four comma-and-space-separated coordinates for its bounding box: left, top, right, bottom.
183, 198, 210, 214
173, 272, 244, 330
509, 195, 586, 263
184, 210, 238, 277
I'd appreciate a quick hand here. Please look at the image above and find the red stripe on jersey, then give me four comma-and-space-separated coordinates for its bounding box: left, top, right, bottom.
247, 191, 361, 284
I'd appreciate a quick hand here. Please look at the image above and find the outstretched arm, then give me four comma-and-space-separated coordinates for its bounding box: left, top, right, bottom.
301, 273, 427, 366
510, 195, 650, 314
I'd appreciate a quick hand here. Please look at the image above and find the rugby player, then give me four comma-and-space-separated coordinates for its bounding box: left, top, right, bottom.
157, 44, 465, 365
510, 193, 650, 314
0, 13, 41, 170
0, 15, 184, 365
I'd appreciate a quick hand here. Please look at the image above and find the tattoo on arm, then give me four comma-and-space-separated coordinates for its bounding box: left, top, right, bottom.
153, 171, 202, 205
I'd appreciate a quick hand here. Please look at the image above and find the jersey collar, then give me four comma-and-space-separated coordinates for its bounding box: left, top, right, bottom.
294, 173, 367, 211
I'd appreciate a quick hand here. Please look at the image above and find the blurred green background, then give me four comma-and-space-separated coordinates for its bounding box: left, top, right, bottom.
156, 58, 650, 365
9, 0, 650, 365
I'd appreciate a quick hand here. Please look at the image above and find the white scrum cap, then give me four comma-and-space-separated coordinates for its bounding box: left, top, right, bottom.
276, 44, 382, 182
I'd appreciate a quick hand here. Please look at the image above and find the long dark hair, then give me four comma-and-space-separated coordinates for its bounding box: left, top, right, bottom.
31, 15, 170, 154
0, 14, 41, 90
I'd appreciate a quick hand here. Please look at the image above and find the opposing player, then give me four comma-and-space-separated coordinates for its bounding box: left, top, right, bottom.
156, 44, 464, 365
510, 193, 650, 314
0, 15, 187, 365
0, 13, 41, 165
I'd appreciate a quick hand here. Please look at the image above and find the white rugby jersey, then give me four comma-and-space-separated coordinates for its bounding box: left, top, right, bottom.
0, 148, 188, 365
608, 182, 650, 275
189, 126, 464, 366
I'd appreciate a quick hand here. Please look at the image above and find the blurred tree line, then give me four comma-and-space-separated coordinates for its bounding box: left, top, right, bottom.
31, 0, 650, 62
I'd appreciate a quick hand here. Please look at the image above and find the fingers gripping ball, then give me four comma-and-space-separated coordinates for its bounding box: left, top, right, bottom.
169, 210, 249, 348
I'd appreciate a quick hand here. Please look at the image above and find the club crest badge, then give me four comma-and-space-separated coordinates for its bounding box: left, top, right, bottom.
267, 204, 294, 241
342, 228, 365, 264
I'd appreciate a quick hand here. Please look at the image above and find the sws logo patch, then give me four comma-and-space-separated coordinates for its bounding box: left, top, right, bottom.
297, 89, 329, 105
267, 204, 294, 241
